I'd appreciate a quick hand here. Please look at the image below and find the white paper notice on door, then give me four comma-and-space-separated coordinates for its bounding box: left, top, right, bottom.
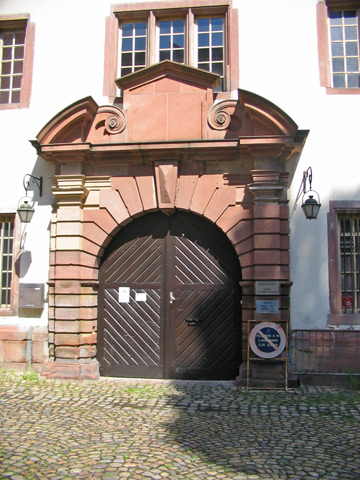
135, 292, 147, 302
118, 287, 130, 303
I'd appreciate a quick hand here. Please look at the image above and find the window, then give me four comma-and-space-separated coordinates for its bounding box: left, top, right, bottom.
329, 9, 359, 88
104, 1, 239, 100
119, 22, 147, 77
317, 1, 360, 93
328, 202, 360, 325
339, 213, 360, 313
118, 12, 225, 91
197, 17, 225, 90
0, 216, 14, 308
158, 19, 185, 64
0, 15, 35, 109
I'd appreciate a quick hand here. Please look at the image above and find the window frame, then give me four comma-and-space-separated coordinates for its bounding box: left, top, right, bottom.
103, 0, 239, 101
0, 214, 20, 316
317, 0, 360, 94
0, 14, 35, 109
328, 201, 360, 325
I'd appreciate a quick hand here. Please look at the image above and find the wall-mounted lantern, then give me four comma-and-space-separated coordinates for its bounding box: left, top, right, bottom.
300, 167, 321, 220
17, 198, 35, 223
16, 175, 42, 223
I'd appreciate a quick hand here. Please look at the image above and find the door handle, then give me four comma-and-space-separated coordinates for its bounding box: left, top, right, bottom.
169, 292, 175, 304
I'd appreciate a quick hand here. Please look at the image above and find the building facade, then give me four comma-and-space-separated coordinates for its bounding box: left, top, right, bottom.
0, 0, 359, 382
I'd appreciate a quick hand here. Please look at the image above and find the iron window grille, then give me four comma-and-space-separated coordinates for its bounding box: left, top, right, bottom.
339, 213, 360, 313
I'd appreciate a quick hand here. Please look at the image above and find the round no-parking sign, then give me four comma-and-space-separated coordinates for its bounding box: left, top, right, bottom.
249, 322, 286, 359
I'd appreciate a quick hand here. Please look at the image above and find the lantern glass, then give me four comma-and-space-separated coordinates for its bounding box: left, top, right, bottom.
302, 195, 321, 220
17, 201, 35, 223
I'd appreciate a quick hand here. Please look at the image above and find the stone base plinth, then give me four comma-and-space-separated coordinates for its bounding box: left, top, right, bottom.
42, 359, 99, 380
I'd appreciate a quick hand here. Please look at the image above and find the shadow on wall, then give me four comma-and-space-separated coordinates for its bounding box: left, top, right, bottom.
15, 250, 32, 278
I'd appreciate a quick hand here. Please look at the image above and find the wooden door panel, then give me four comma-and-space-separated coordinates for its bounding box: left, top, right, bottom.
101, 287, 162, 377
169, 287, 239, 379
104, 236, 163, 284
98, 212, 241, 380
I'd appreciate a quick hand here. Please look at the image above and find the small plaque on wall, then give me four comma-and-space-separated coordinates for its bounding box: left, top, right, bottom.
255, 281, 280, 295
256, 299, 279, 314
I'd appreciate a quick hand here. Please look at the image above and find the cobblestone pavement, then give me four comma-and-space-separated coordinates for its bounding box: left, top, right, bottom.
0, 372, 359, 480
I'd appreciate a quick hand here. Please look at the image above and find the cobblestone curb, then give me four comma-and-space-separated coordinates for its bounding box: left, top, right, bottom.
0, 373, 359, 480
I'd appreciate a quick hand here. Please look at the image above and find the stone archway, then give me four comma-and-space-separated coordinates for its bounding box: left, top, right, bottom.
33, 61, 308, 380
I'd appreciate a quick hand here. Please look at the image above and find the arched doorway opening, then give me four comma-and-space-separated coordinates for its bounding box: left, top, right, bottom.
97, 211, 242, 380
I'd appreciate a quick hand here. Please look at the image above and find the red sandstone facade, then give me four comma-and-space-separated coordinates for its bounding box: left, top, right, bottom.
27, 61, 308, 379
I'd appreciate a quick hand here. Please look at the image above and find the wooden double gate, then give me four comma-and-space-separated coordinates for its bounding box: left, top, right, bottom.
98, 212, 242, 379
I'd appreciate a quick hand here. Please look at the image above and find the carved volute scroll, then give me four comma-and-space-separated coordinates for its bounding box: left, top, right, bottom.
98, 106, 127, 135
208, 100, 240, 131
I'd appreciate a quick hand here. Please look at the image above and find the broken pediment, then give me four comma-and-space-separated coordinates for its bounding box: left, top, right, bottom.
33, 62, 306, 165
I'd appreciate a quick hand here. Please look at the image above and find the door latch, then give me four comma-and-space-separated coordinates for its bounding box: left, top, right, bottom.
169, 291, 175, 304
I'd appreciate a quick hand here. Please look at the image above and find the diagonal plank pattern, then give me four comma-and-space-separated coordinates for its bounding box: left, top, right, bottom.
98, 212, 241, 379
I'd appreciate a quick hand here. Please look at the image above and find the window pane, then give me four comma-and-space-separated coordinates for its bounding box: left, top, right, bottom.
121, 67, 132, 76
173, 20, 184, 34
135, 22, 147, 36
2, 47, 12, 61
3, 32, 13, 46
332, 43, 344, 56
333, 73, 345, 87
198, 63, 210, 71
347, 57, 359, 72
160, 36, 171, 49
346, 41, 358, 56
173, 50, 184, 63
344, 10, 357, 24
160, 21, 171, 34
212, 63, 223, 76
13, 61, 23, 74
331, 26, 343, 41
348, 73, 360, 87
122, 37, 133, 51
212, 47, 223, 61
0, 91, 9, 104
135, 51, 145, 66
198, 18, 210, 32
0, 76, 10, 89
160, 50, 171, 61
332, 58, 344, 72
121, 52, 133, 66
173, 35, 184, 49
14, 46, 24, 60
1, 63, 11, 75
211, 17, 223, 31
12, 76, 22, 89
122, 24, 133, 36
345, 26, 357, 40
329, 11, 342, 25
14, 31, 25, 43
135, 37, 146, 51
198, 49, 209, 62
212, 32, 223, 47
11, 90, 20, 103
198, 33, 209, 47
